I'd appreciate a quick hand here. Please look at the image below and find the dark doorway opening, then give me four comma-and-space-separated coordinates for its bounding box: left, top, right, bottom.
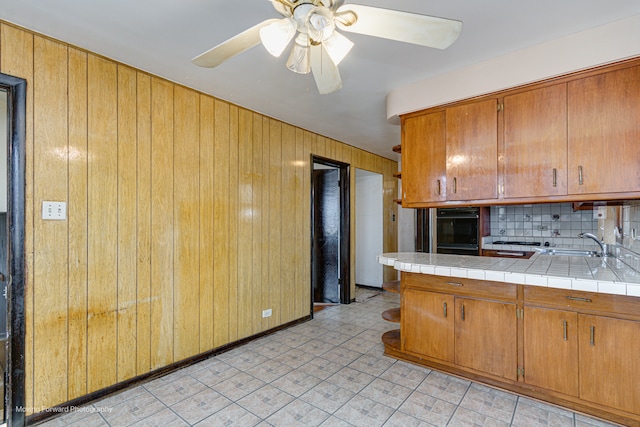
1, 72, 27, 427
311, 156, 350, 312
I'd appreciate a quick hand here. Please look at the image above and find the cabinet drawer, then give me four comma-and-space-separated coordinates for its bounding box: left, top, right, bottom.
524, 286, 640, 318
403, 272, 517, 302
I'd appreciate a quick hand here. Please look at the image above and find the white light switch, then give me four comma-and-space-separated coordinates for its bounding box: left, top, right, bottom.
42, 201, 66, 220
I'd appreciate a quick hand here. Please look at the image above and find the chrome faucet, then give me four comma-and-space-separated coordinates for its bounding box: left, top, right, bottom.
578, 232, 607, 256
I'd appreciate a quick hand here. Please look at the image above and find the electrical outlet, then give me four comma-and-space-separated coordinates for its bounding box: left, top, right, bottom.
42, 201, 67, 220
262, 308, 272, 318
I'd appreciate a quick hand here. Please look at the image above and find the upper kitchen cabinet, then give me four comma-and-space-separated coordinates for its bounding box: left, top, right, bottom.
399, 57, 640, 207
503, 84, 568, 198
568, 65, 640, 195
401, 111, 446, 205
446, 99, 499, 201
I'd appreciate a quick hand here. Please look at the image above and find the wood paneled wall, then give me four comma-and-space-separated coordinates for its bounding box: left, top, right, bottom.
0, 22, 398, 412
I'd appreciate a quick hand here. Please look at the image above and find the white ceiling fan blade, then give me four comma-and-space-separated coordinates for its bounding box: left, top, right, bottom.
336, 4, 462, 49
310, 44, 342, 94
192, 19, 280, 68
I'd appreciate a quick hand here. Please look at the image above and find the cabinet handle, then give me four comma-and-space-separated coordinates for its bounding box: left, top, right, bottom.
443, 302, 447, 318
446, 281, 463, 287
461, 304, 465, 321
553, 168, 557, 187
565, 296, 592, 303
453, 177, 457, 193
578, 166, 584, 185
563, 320, 567, 341
590, 325, 595, 346
437, 179, 441, 195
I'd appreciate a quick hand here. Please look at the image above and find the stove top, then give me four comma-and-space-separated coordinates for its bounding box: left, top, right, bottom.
492, 241, 542, 246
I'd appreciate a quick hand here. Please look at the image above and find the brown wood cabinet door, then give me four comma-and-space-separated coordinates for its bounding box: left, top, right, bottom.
402, 289, 454, 362
504, 84, 567, 198
523, 306, 578, 396
402, 112, 446, 204
454, 297, 517, 381
568, 65, 640, 195
578, 314, 640, 414
446, 99, 498, 201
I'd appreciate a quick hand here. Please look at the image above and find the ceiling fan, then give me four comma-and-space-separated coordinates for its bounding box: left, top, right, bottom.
192, 0, 462, 94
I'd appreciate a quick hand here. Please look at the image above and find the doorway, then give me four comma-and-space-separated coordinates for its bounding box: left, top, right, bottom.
355, 169, 383, 287
311, 156, 350, 309
1, 72, 27, 427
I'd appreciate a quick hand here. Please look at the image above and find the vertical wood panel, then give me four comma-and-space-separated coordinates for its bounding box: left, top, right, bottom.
67, 47, 88, 400
268, 120, 282, 327
281, 124, 295, 323
135, 72, 152, 374
32, 35, 69, 408
294, 128, 306, 318
116, 65, 138, 381
150, 77, 174, 369
301, 131, 312, 318
213, 100, 230, 347
87, 53, 118, 393
173, 86, 200, 360
1, 23, 35, 411
237, 108, 253, 339
260, 117, 271, 331
251, 113, 264, 334
199, 95, 215, 351
228, 105, 239, 342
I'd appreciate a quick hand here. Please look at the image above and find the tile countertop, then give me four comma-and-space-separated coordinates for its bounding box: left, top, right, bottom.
378, 252, 640, 297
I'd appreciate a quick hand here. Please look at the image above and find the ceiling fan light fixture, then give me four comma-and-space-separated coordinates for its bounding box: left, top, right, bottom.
286, 35, 311, 74
307, 6, 336, 43
260, 18, 297, 57
322, 31, 353, 65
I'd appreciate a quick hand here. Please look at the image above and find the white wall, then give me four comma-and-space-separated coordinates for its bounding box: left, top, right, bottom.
355, 169, 383, 287
387, 14, 640, 121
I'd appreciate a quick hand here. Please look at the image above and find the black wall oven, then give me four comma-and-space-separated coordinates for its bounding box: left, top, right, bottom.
436, 208, 480, 255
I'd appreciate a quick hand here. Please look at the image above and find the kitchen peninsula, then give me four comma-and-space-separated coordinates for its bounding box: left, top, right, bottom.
378, 252, 640, 426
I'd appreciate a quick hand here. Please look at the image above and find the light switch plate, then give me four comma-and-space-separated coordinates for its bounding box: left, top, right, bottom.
42, 201, 66, 220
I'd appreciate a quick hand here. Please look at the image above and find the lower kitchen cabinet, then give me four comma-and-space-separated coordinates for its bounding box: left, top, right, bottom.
401, 282, 517, 381
578, 314, 640, 414
402, 289, 454, 362
523, 306, 579, 396
455, 297, 517, 381
387, 273, 640, 426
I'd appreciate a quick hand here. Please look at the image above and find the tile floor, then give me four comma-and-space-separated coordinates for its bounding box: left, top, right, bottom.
38, 287, 620, 427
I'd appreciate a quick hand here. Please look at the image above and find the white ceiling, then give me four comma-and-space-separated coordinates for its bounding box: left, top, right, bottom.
1, 0, 639, 160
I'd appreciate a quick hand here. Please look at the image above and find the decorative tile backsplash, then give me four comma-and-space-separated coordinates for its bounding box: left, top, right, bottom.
489, 203, 597, 239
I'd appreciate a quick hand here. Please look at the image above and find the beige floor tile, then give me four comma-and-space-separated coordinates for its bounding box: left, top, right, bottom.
326, 367, 376, 394
333, 395, 394, 427
416, 371, 470, 406
101, 389, 166, 426
194, 403, 261, 426
359, 378, 412, 409
236, 384, 294, 419
398, 390, 457, 427
129, 407, 188, 427
458, 383, 517, 423
266, 399, 331, 426
299, 381, 355, 413
170, 387, 232, 424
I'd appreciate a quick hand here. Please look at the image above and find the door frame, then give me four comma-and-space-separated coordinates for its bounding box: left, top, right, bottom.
1, 72, 27, 427
310, 155, 350, 311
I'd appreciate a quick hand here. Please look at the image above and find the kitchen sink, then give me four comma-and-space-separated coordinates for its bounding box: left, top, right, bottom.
534, 248, 601, 257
